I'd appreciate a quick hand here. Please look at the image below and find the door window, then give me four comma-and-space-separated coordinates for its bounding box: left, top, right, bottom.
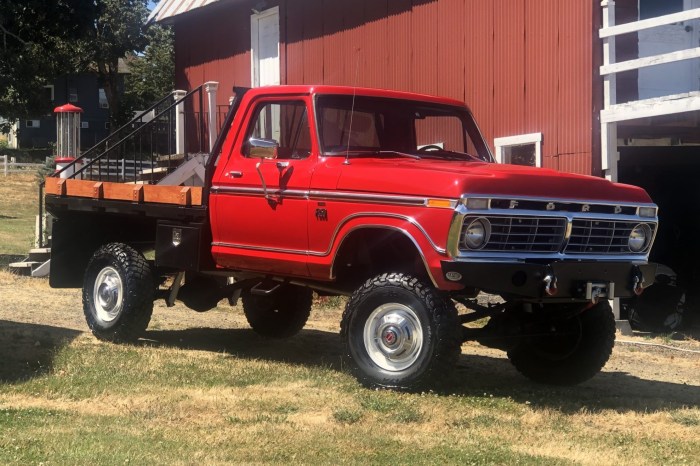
244, 101, 312, 159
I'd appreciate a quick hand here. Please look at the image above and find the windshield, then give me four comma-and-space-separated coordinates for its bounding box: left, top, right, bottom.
316, 95, 492, 162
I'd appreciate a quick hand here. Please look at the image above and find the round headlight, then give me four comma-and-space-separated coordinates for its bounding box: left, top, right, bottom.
464, 218, 491, 250
628, 224, 651, 253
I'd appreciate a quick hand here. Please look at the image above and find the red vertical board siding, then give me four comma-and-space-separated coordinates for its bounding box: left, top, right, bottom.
525, 0, 559, 169
493, 0, 526, 140
437, 0, 466, 102
172, 0, 597, 176
361, 1, 389, 90
285, 0, 304, 85
322, 1, 345, 84
343, 2, 366, 87
465, 0, 494, 152
278, 0, 288, 85
302, 0, 324, 84
411, 1, 438, 95
558, 0, 593, 175
386, 0, 413, 92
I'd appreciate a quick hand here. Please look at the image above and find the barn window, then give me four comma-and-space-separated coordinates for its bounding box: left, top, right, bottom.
494, 133, 542, 167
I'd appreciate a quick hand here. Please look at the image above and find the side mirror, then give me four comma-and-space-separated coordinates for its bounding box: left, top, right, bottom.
247, 137, 279, 159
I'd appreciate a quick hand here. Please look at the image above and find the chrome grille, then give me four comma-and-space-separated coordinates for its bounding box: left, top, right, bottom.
565, 220, 655, 254
462, 216, 567, 252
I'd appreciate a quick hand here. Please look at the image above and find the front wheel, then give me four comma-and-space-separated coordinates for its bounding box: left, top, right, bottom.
340, 273, 461, 390
507, 301, 616, 385
83, 243, 154, 343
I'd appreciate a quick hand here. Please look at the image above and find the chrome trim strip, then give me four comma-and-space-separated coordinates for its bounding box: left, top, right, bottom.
212, 242, 306, 256
210, 185, 309, 200
308, 190, 427, 206
460, 193, 658, 209
448, 252, 654, 262
211, 185, 458, 208
212, 212, 447, 257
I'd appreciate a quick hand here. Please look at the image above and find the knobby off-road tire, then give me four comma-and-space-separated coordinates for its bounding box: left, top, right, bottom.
507, 301, 616, 386
83, 243, 154, 343
242, 285, 313, 338
340, 273, 462, 391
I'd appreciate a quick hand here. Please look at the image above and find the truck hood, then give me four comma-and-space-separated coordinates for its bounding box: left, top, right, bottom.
336, 159, 653, 204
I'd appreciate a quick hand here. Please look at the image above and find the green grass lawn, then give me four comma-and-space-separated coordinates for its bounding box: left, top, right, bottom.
0, 331, 698, 466
0, 173, 40, 255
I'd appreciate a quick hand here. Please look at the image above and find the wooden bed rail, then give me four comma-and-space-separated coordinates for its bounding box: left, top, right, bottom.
44, 178, 203, 207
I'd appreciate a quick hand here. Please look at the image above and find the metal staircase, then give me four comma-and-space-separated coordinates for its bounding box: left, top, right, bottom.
9, 82, 225, 277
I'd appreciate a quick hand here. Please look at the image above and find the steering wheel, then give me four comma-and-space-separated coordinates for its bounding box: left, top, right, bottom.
417, 145, 443, 152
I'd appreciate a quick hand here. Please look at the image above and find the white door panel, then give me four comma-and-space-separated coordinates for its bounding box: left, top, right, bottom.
251, 7, 280, 88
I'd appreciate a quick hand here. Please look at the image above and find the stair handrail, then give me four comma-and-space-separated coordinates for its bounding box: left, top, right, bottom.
52, 89, 191, 179
69, 85, 206, 180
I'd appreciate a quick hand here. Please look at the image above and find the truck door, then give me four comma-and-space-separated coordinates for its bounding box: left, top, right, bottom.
211, 97, 315, 277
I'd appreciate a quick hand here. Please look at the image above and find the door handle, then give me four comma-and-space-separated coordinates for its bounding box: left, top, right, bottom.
228, 171, 243, 178
276, 161, 290, 170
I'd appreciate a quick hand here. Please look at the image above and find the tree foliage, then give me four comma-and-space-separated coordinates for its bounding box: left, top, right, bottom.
0, 0, 94, 132
78, 0, 151, 127
123, 25, 174, 113
0, 0, 173, 133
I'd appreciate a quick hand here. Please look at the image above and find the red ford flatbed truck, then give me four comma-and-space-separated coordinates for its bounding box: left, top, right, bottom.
45, 85, 658, 390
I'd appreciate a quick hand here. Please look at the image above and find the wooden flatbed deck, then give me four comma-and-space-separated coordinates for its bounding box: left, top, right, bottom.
45, 178, 203, 207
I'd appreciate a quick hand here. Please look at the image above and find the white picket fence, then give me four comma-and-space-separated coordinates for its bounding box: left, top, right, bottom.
1, 155, 50, 176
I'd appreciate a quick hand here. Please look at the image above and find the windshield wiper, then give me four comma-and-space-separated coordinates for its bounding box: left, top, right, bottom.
377, 150, 421, 160
324, 149, 421, 160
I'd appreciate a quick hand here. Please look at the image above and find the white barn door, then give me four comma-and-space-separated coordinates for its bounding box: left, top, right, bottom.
251, 7, 280, 88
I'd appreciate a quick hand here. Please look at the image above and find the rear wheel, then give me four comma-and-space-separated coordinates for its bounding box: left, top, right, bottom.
242, 285, 313, 338
83, 243, 154, 343
340, 273, 461, 390
507, 301, 615, 385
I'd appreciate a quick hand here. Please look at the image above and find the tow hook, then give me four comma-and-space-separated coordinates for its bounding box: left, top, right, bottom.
543, 274, 558, 296
632, 267, 645, 296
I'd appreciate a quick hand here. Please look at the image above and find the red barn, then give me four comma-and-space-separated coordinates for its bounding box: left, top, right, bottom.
151, 0, 605, 176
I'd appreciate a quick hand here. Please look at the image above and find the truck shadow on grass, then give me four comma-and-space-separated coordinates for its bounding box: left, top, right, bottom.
0, 320, 82, 384
142, 326, 700, 414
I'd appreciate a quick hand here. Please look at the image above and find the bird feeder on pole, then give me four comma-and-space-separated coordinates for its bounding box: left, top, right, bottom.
54, 103, 83, 178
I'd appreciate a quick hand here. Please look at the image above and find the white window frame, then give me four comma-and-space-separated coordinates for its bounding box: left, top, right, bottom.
250, 6, 280, 88
494, 132, 543, 167
25, 120, 40, 128
98, 88, 109, 109
44, 85, 55, 102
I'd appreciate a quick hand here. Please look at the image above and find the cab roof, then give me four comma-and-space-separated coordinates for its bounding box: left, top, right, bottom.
243, 85, 467, 108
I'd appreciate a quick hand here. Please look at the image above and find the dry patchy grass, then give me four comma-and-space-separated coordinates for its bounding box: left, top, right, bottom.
1, 273, 699, 464
0, 173, 40, 256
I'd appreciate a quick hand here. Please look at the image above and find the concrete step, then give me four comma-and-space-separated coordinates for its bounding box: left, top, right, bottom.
8, 261, 37, 276
28, 248, 51, 262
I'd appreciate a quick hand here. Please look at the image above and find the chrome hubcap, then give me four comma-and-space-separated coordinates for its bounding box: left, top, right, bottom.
363, 303, 424, 372
93, 267, 124, 322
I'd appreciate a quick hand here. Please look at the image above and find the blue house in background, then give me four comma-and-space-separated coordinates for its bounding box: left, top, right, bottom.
7, 60, 130, 150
